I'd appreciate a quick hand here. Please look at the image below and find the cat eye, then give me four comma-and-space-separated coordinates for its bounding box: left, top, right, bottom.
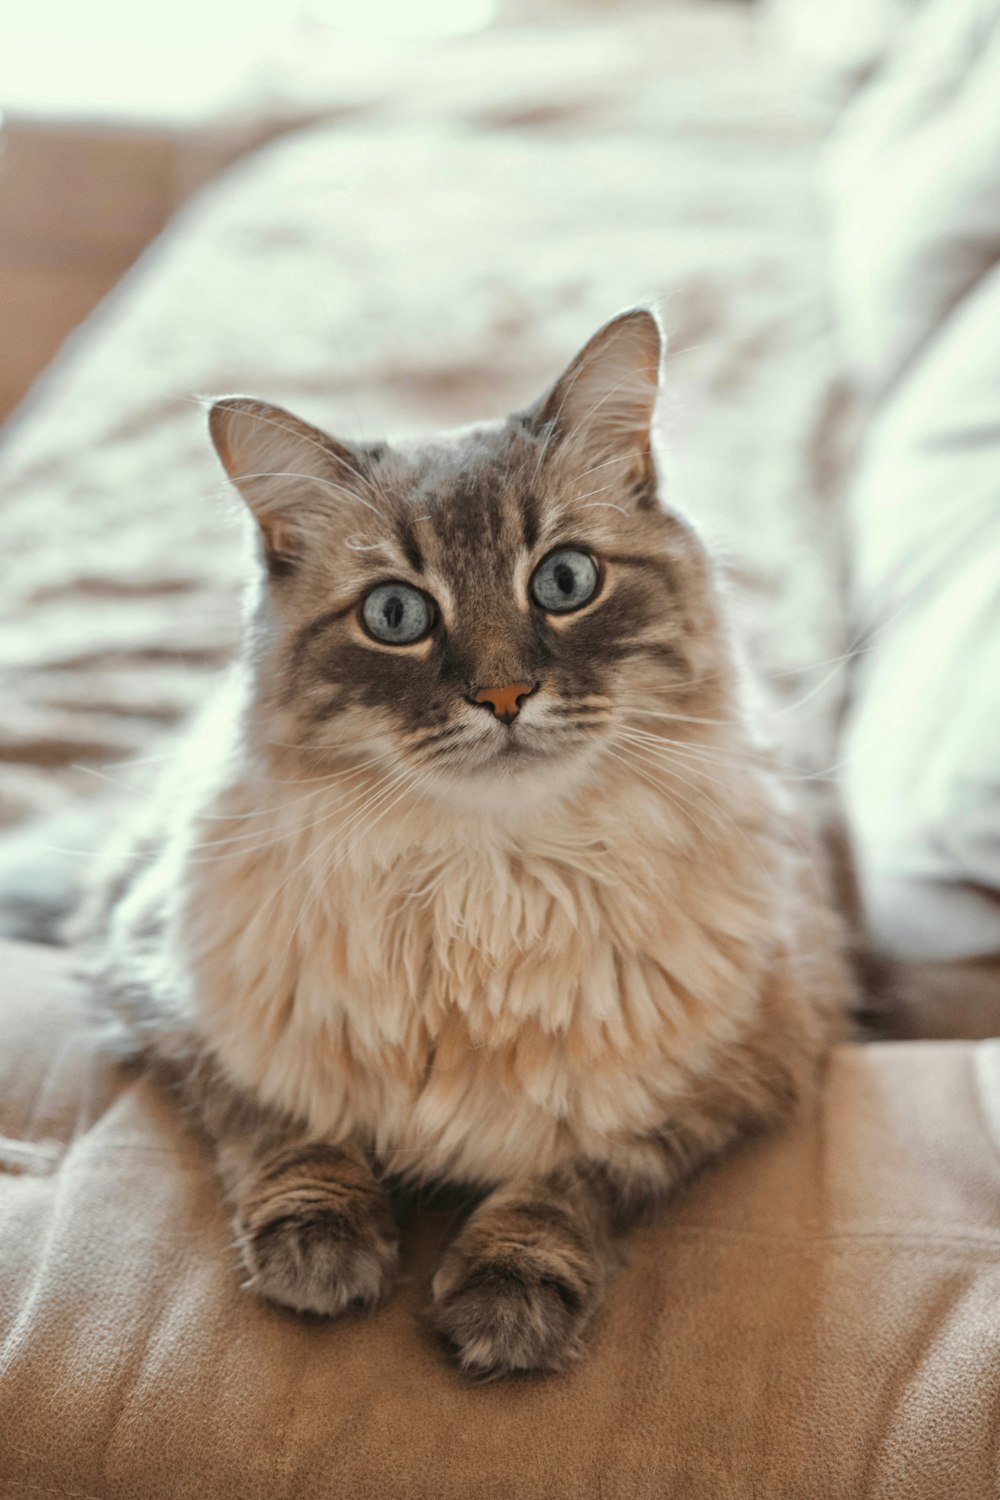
530, 548, 600, 614
361, 582, 435, 645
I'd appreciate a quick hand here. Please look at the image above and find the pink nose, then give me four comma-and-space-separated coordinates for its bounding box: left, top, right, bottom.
472, 682, 535, 724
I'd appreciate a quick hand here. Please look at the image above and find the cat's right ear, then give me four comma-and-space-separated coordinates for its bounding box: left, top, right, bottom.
527, 308, 664, 506
208, 397, 366, 577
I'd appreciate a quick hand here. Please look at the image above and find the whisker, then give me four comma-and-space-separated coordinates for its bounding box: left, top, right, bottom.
614, 719, 831, 897
190, 397, 385, 506
299, 760, 440, 929
609, 738, 779, 892
71, 763, 160, 799
189, 766, 375, 819
326, 766, 436, 879
574, 481, 620, 504
615, 720, 847, 786
184, 771, 399, 864
621, 704, 735, 727
600, 742, 723, 850
614, 727, 749, 780
575, 452, 635, 481
578, 500, 631, 517
236, 470, 382, 520
245, 764, 408, 930
29, 766, 393, 867
298, 772, 415, 927
65, 753, 380, 832
611, 734, 743, 829
398, 723, 464, 747
345, 535, 389, 553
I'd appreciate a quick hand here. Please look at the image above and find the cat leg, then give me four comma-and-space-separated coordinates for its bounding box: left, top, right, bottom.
429, 1055, 813, 1377
94, 953, 400, 1318
200, 1083, 400, 1318
228, 1138, 400, 1317
429, 1166, 614, 1378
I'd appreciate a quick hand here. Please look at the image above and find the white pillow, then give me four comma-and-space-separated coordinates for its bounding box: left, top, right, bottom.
841, 263, 1000, 960
829, 0, 1000, 964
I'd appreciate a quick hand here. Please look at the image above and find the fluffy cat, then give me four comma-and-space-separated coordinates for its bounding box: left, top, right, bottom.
93, 307, 852, 1378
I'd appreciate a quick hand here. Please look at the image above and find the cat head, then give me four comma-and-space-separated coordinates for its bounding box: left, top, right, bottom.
209, 308, 733, 809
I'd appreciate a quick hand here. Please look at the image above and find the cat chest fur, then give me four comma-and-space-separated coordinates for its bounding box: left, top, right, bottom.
182, 786, 770, 1187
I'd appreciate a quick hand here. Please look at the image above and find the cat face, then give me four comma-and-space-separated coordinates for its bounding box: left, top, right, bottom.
210, 309, 731, 805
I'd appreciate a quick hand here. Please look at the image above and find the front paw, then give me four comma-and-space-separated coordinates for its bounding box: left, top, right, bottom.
235, 1144, 399, 1318
430, 1204, 607, 1378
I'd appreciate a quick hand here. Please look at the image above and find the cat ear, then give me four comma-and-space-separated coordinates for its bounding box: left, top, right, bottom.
532, 307, 663, 501
208, 397, 367, 576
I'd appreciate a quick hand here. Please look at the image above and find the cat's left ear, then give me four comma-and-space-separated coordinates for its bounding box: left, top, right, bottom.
208, 396, 368, 576
531, 306, 663, 503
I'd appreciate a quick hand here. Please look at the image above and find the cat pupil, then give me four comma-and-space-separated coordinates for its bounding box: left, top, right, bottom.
385, 597, 404, 628
556, 564, 574, 595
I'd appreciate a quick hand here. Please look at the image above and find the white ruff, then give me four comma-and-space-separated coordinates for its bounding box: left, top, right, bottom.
131, 730, 779, 1189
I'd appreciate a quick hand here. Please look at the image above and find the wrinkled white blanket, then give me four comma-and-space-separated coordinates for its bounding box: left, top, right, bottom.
0, 1, 851, 938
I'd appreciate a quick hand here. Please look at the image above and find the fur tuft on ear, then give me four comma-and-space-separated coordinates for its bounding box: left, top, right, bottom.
533, 307, 663, 502
208, 397, 369, 577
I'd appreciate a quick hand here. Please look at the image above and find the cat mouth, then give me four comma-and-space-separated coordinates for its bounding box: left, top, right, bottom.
426, 716, 599, 777
496, 737, 538, 759
479, 724, 580, 768
453, 725, 549, 770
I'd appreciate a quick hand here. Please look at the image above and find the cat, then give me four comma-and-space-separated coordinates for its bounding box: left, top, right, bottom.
92, 306, 852, 1378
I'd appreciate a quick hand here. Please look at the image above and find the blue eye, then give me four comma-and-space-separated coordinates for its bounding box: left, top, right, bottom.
361, 582, 434, 644
530, 549, 599, 613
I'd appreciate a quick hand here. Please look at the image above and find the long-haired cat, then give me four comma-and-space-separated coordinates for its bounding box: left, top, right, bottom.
93, 308, 852, 1377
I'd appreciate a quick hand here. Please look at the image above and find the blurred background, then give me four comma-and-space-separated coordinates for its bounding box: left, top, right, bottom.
1, 0, 998, 1027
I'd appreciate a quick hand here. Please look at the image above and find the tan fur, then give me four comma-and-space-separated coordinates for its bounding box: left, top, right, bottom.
107, 673, 842, 1192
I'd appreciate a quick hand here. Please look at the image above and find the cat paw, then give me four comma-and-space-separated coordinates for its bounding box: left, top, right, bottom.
430, 1214, 605, 1378
235, 1145, 399, 1318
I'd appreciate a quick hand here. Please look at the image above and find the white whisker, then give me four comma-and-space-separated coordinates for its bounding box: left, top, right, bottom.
578, 500, 631, 517
236, 470, 382, 520
201, 399, 384, 505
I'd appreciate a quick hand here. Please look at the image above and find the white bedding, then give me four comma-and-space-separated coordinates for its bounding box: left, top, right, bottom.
0, 1, 852, 937
829, 0, 1000, 961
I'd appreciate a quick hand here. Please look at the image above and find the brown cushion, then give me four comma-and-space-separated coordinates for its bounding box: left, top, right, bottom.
2, 939, 999, 1498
